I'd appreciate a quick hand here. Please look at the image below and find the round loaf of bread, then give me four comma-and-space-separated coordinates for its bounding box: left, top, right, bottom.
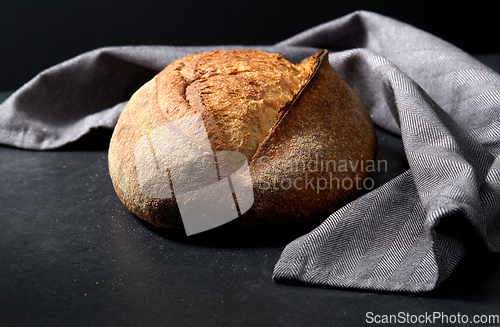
108, 49, 377, 230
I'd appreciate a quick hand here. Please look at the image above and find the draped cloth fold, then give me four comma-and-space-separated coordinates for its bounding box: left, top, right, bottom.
1, 11, 499, 292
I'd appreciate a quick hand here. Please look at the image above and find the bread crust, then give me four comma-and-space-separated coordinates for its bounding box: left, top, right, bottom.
108, 49, 377, 229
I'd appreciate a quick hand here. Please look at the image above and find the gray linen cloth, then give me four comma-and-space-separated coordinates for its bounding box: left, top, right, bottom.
1, 11, 499, 292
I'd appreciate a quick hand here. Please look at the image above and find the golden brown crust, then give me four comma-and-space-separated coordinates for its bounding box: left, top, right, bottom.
158, 50, 315, 163
108, 78, 183, 228
108, 49, 377, 230
242, 50, 377, 227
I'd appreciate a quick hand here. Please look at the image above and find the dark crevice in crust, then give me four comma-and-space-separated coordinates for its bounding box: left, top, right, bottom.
251, 50, 327, 163
273, 50, 326, 130
174, 61, 189, 103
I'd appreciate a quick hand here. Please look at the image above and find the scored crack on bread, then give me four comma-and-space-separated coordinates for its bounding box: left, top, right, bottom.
157, 50, 316, 163
247, 50, 376, 227
108, 49, 377, 229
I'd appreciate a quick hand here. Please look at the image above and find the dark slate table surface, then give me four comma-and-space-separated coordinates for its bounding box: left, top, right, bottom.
1, 54, 500, 327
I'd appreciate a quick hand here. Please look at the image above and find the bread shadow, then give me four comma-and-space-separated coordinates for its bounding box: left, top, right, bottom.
137, 215, 327, 249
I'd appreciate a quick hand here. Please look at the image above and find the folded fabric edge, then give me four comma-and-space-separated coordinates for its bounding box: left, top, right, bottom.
271, 168, 472, 293
272, 265, 439, 293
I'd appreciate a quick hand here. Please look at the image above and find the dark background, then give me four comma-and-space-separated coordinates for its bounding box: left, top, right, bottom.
1, 0, 498, 91
2, 2, 500, 326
